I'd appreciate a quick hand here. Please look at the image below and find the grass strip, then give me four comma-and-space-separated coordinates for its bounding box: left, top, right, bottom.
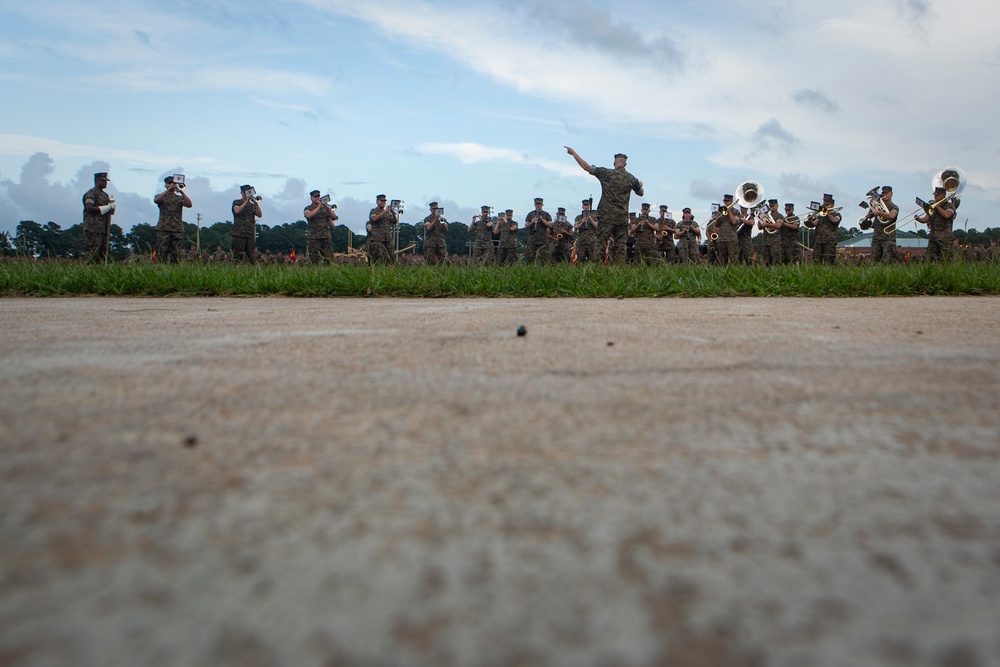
2, 260, 999, 298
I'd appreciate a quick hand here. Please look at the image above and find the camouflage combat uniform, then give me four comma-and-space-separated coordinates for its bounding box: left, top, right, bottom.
713, 208, 739, 265
812, 212, 840, 264
632, 214, 665, 265
589, 165, 643, 264
155, 191, 186, 263
367, 207, 396, 265
496, 217, 519, 265
574, 211, 599, 263
422, 215, 448, 265
925, 200, 957, 262
870, 202, 899, 264
82, 186, 112, 263
736, 211, 754, 264
550, 217, 574, 263
525, 210, 552, 264
305, 203, 335, 263
676, 221, 700, 263
472, 217, 496, 265
760, 211, 784, 266
779, 214, 800, 264
231, 199, 259, 263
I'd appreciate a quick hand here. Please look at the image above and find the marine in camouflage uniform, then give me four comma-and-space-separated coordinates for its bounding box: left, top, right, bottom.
422, 202, 448, 265
524, 198, 552, 264
367, 194, 397, 265
916, 186, 958, 262
759, 199, 784, 266
154, 175, 192, 263
231, 185, 262, 263
550, 208, 574, 263
675, 209, 701, 263
631, 203, 665, 265
82, 171, 115, 263
860, 186, 899, 264
573, 199, 598, 263
496, 209, 519, 265
736, 207, 754, 264
472, 206, 496, 265
656, 206, 678, 263
810, 194, 842, 264
712, 194, 740, 265
304, 189, 338, 263
780, 203, 801, 264
565, 147, 643, 264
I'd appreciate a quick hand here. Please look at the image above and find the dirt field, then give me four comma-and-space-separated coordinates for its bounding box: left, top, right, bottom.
2, 297, 999, 667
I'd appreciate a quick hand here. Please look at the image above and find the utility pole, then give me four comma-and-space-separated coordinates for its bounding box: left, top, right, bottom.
196, 213, 203, 253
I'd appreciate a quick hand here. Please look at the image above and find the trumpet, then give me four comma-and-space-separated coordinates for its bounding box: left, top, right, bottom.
319, 194, 337, 210
173, 174, 186, 190
390, 199, 404, 215
246, 187, 262, 202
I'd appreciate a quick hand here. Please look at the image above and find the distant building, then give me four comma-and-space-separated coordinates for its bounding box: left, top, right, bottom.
839, 231, 927, 258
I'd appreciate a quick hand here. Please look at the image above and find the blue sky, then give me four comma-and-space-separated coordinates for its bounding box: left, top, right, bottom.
1, 0, 997, 237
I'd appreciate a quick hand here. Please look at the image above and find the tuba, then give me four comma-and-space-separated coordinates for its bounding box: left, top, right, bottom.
735, 180, 764, 209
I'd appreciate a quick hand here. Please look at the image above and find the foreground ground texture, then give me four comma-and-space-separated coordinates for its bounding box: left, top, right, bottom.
1, 297, 999, 667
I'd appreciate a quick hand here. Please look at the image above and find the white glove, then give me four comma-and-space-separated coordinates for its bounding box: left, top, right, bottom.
109, 201, 117, 212
99, 204, 112, 215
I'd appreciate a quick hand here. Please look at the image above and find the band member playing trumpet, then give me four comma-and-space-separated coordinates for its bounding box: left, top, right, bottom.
759, 199, 784, 266
860, 186, 898, 264
915, 186, 958, 262
368, 194, 397, 264
82, 171, 115, 263
472, 205, 496, 265
154, 175, 193, 263
714, 194, 740, 265
780, 203, 800, 264
811, 194, 841, 264
564, 147, 643, 264
525, 197, 552, 264
422, 201, 448, 265
550, 207, 574, 263
657, 205, 677, 263
496, 209, 519, 265
304, 189, 338, 263
573, 198, 599, 263
630, 203, 665, 265
232, 184, 263, 263
675, 208, 701, 263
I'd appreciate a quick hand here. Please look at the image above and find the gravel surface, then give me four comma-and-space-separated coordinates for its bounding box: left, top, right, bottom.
2, 297, 999, 667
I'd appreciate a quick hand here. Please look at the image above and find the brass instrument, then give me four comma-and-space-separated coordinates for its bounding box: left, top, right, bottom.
884, 166, 965, 234
857, 187, 885, 230
247, 186, 262, 203
173, 174, 186, 190
735, 180, 764, 208
390, 199, 404, 215
757, 207, 778, 234
319, 194, 337, 210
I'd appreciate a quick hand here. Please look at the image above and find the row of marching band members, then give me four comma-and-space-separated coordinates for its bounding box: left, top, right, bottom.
449, 167, 965, 266
80, 161, 965, 265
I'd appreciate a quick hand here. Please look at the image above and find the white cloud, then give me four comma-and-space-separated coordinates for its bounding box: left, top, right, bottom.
420, 142, 584, 178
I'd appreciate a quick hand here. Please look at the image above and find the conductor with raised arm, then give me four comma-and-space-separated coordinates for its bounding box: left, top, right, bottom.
565, 147, 643, 264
